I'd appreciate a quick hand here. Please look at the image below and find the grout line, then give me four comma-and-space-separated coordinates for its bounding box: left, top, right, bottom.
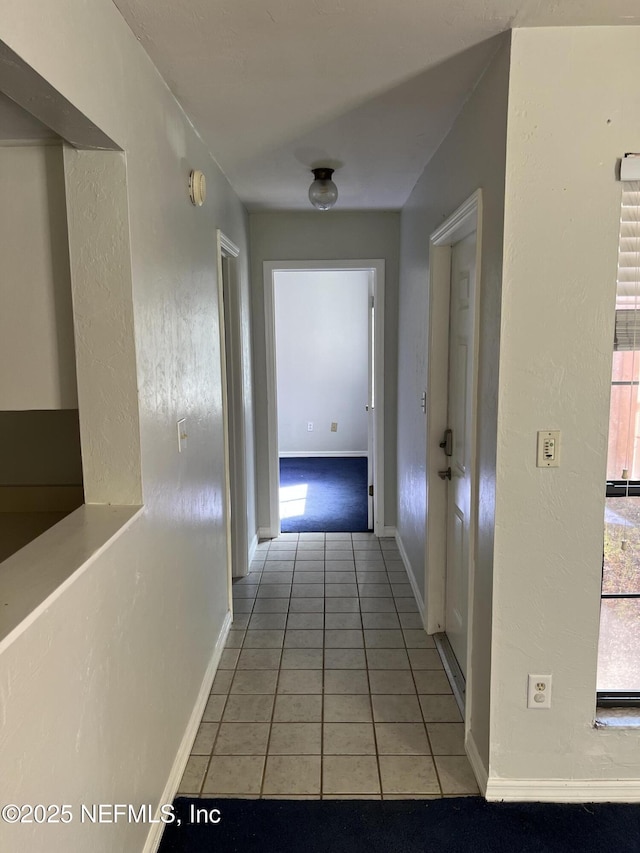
431, 747, 445, 797
199, 679, 232, 797
362, 579, 384, 800
259, 539, 287, 798
390, 569, 442, 799
258, 675, 279, 798
221, 533, 460, 799
402, 596, 440, 798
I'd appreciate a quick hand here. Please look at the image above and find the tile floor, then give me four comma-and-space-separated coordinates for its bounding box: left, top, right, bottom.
177, 532, 478, 799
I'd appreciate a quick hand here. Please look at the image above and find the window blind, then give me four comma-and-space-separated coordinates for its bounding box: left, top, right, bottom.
615, 180, 640, 351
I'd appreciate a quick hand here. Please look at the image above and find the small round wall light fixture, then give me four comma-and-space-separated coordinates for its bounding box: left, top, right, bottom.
308, 167, 338, 211
189, 169, 207, 206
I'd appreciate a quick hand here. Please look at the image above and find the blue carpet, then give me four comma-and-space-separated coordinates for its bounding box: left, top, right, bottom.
279, 456, 369, 532
159, 797, 640, 852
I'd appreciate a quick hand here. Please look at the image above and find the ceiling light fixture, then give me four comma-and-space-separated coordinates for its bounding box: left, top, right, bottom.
308, 167, 338, 211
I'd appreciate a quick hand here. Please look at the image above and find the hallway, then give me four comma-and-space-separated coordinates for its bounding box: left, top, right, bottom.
177, 533, 478, 798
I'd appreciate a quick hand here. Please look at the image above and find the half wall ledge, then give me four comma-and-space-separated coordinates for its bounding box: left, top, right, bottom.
0, 504, 143, 654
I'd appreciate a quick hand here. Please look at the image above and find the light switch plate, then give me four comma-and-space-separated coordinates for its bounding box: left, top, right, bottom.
177, 418, 187, 452
537, 430, 560, 467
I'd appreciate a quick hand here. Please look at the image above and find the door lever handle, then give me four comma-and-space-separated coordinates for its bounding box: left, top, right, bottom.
438, 467, 452, 481
439, 428, 453, 457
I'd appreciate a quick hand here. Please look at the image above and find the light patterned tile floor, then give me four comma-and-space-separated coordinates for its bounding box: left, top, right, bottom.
178, 533, 478, 799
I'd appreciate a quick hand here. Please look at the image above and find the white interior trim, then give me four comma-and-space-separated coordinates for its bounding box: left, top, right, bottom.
217, 229, 249, 590
218, 231, 240, 259
372, 265, 385, 536
424, 189, 483, 757
485, 778, 640, 803
263, 259, 386, 537
248, 532, 259, 565
263, 263, 281, 538
143, 610, 232, 853
216, 231, 234, 606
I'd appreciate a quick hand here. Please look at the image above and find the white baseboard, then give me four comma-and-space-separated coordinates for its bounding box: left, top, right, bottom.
485, 777, 640, 803
278, 451, 367, 458
395, 529, 426, 625
143, 610, 232, 853
466, 731, 489, 796
248, 532, 258, 564
379, 525, 396, 538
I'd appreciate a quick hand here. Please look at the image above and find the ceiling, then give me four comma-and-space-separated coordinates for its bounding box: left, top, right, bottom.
112, 0, 640, 211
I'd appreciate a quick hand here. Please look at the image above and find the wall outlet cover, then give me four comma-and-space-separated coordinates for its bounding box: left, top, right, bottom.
527, 673, 552, 709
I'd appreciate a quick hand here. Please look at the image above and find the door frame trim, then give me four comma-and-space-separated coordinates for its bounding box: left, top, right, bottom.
263, 259, 385, 538
216, 230, 246, 608
425, 190, 483, 704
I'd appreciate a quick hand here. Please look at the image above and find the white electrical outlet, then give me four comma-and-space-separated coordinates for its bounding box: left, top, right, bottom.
307, 422, 314, 432
527, 674, 552, 709
331, 422, 338, 432
537, 430, 560, 467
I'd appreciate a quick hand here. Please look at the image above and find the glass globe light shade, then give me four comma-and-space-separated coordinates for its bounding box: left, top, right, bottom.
308, 167, 338, 211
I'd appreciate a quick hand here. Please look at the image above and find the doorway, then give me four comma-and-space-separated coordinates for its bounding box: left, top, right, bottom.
425, 191, 482, 716
217, 230, 249, 593
263, 260, 385, 538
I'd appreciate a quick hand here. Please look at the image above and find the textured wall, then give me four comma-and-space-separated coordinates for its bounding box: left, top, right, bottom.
63, 148, 143, 506
0, 1, 253, 850
490, 25, 640, 787
250, 211, 400, 530
0, 145, 77, 410
397, 36, 510, 770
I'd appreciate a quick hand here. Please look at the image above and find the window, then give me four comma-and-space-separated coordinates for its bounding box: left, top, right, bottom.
597, 179, 640, 704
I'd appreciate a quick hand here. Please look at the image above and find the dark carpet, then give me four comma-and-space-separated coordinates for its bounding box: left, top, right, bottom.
159, 797, 640, 853
279, 456, 369, 532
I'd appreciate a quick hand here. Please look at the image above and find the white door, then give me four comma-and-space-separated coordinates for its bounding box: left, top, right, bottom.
444, 230, 477, 677
367, 285, 375, 530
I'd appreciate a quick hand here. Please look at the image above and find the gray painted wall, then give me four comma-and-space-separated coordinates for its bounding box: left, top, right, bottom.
0, 145, 78, 410
0, 145, 82, 493
0, 3, 254, 851
397, 36, 510, 769
250, 211, 400, 531
488, 25, 640, 790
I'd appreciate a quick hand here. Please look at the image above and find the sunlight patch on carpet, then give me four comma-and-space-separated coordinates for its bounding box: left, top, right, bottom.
279, 483, 308, 519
